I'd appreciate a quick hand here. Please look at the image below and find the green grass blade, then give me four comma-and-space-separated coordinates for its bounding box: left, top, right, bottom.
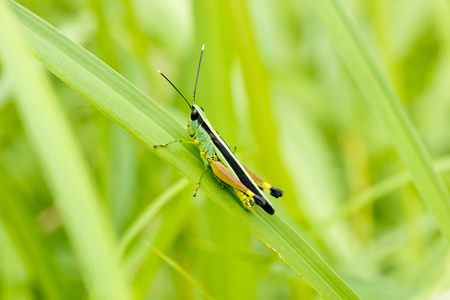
0, 1, 132, 299
315, 0, 450, 241
9, 1, 359, 298
130, 197, 192, 299
0, 180, 68, 300
118, 178, 189, 255
0, 222, 31, 300
321, 156, 450, 229
151, 246, 215, 300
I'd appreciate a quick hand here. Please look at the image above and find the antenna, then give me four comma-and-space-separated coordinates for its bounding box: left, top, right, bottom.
192, 44, 205, 105
157, 70, 191, 109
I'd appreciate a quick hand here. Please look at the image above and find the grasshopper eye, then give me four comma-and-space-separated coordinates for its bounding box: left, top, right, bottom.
190, 108, 199, 120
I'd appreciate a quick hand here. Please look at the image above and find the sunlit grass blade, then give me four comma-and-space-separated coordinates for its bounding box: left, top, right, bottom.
0, 1, 132, 299
315, 0, 450, 241
9, 0, 359, 298
0, 73, 13, 108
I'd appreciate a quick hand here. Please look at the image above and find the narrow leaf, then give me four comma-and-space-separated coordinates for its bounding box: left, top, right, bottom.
9, 1, 359, 298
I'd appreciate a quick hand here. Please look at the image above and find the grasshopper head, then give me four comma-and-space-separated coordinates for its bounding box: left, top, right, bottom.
190, 104, 205, 121
187, 104, 206, 136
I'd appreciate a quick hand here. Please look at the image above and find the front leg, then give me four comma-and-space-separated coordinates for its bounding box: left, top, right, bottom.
153, 139, 198, 148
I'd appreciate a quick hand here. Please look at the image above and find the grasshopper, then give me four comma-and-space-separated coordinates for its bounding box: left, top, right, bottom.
154, 45, 283, 215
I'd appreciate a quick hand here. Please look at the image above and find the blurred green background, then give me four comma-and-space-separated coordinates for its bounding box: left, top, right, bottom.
1, 0, 450, 299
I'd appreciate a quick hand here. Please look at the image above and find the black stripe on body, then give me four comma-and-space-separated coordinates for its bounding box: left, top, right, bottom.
200, 122, 261, 197
197, 112, 275, 214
